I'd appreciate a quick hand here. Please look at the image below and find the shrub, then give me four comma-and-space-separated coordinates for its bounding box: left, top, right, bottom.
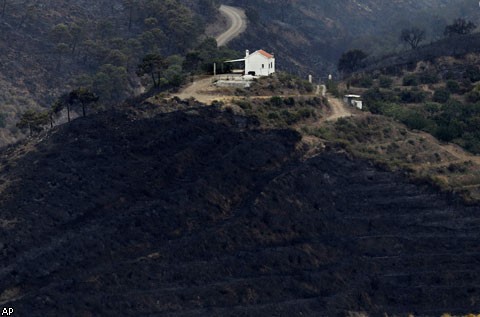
270, 96, 283, 107
363, 88, 398, 105
401, 112, 431, 130
424, 102, 441, 115
351, 75, 373, 88
302, 81, 314, 93
466, 90, 480, 103
464, 67, 480, 82
446, 80, 461, 94
326, 79, 339, 97
297, 108, 315, 119
233, 99, 252, 110
267, 112, 280, 120
418, 71, 439, 84
284, 97, 296, 107
0, 113, 6, 128
433, 88, 451, 103
281, 110, 300, 125
403, 74, 419, 86
400, 89, 426, 103
378, 76, 393, 88
445, 71, 455, 80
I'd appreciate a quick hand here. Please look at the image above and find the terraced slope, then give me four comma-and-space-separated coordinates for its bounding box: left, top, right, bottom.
0, 104, 479, 316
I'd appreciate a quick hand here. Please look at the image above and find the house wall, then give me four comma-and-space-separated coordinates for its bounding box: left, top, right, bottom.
245, 52, 275, 76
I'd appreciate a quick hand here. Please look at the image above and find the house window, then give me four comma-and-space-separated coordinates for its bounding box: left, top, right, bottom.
262, 64, 264, 68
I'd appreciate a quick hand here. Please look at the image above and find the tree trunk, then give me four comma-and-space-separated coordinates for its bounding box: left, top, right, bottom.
151, 73, 157, 87
2, 0, 6, 18
128, 5, 133, 31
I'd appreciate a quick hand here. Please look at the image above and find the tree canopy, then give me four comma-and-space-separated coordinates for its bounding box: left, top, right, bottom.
338, 49, 368, 73
16, 110, 49, 136
137, 53, 165, 88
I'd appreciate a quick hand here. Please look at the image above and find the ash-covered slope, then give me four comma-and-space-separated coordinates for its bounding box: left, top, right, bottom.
227, 0, 480, 75
0, 105, 479, 316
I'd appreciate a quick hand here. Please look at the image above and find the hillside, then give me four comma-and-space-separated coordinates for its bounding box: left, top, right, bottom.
1, 102, 480, 316
2, 0, 480, 147
0, 0, 219, 144
225, 0, 480, 77
3, 2, 480, 316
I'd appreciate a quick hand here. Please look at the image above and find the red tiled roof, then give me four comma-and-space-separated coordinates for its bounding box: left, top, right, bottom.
256, 50, 274, 59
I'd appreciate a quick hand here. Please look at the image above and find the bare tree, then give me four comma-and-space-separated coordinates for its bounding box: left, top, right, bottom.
400, 27, 426, 49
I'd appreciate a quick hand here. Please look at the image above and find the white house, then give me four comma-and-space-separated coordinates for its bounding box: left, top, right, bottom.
225, 49, 275, 76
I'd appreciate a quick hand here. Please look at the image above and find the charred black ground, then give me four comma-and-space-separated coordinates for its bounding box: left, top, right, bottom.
0, 105, 479, 316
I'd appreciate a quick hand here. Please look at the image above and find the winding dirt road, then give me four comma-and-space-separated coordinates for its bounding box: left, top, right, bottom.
216, 5, 247, 47
324, 94, 354, 121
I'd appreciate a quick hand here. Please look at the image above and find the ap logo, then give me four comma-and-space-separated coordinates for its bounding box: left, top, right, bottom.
1, 308, 13, 316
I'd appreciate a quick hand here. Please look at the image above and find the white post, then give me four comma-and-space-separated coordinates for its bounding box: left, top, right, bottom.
213, 63, 217, 76
308, 74, 313, 83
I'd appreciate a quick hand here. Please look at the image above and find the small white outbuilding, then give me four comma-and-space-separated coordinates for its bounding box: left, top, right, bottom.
225, 49, 275, 76
343, 94, 363, 110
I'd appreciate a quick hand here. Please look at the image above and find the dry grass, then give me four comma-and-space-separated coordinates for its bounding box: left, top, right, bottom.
301, 114, 480, 202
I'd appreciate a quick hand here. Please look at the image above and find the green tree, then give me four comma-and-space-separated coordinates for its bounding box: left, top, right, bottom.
69, 23, 84, 55
69, 88, 99, 117
53, 93, 72, 122
163, 55, 185, 86
137, 53, 165, 88
122, 0, 141, 31
16, 110, 49, 136
93, 64, 129, 103
55, 43, 70, 69
49, 98, 65, 127
433, 88, 451, 103
50, 23, 72, 44
338, 49, 368, 73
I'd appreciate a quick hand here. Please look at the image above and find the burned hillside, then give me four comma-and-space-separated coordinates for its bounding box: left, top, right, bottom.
0, 104, 479, 316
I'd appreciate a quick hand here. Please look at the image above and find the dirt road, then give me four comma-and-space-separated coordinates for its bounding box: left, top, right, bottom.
216, 5, 247, 47
174, 76, 223, 104
324, 94, 354, 121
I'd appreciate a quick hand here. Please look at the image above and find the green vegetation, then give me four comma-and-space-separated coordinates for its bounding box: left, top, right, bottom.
233, 95, 325, 128
378, 76, 393, 89
16, 110, 49, 136
433, 88, 451, 103
338, 49, 368, 73
302, 114, 480, 201
402, 74, 419, 86
356, 57, 480, 155
0, 0, 224, 140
